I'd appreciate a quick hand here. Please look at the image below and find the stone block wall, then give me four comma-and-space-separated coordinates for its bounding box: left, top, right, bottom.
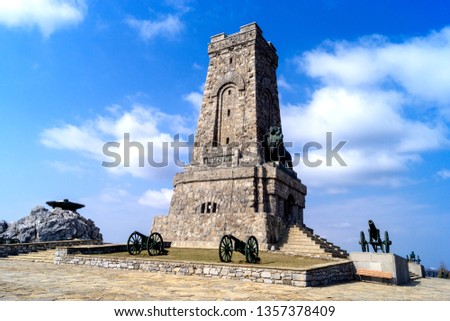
169, 166, 259, 215
152, 211, 272, 249
0, 239, 102, 258
408, 261, 426, 278
54, 248, 355, 287
350, 252, 412, 285
152, 164, 306, 249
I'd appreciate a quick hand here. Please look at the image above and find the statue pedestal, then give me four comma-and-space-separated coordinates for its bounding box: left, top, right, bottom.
350, 252, 412, 285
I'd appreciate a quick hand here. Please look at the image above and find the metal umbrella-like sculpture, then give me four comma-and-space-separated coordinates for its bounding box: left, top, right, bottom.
46, 199, 85, 212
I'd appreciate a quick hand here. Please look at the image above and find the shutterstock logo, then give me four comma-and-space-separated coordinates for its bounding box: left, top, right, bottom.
101, 132, 347, 168
300, 132, 347, 167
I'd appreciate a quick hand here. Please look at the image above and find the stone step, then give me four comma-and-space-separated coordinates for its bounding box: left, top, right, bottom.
280, 245, 340, 256
4, 250, 54, 263
281, 249, 328, 256
279, 225, 349, 259
282, 235, 341, 250
281, 244, 327, 250
281, 251, 334, 258
285, 242, 326, 249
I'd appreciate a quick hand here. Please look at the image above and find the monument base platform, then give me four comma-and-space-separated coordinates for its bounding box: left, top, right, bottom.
151, 163, 308, 250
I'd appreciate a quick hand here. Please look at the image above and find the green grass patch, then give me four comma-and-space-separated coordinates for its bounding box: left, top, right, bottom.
97, 247, 335, 269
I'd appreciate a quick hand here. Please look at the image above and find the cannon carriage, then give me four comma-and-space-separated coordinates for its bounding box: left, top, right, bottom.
127, 231, 168, 256
359, 220, 392, 253
218, 234, 260, 264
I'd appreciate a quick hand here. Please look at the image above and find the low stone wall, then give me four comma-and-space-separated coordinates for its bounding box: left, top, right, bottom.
63, 243, 128, 255
0, 239, 102, 258
408, 261, 425, 278
54, 248, 354, 287
350, 252, 413, 285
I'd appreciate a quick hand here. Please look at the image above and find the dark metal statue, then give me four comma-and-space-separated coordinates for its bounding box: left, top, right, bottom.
219, 234, 259, 264
359, 220, 392, 253
264, 126, 293, 169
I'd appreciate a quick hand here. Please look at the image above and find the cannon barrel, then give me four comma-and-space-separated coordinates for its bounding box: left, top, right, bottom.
359, 219, 392, 253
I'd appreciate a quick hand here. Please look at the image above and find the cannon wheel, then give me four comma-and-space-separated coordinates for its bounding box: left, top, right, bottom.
219, 235, 233, 262
147, 232, 163, 256
127, 231, 143, 255
359, 231, 368, 252
245, 235, 259, 264
384, 231, 391, 253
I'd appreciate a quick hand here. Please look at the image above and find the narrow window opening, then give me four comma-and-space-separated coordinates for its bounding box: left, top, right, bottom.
200, 202, 218, 214
229, 57, 233, 64
228, 89, 231, 95
226, 137, 230, 144
227, 109, 231, 117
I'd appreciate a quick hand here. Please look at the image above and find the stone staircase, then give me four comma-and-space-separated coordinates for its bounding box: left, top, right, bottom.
279, 225, 349, 259
4, 249, 55, 263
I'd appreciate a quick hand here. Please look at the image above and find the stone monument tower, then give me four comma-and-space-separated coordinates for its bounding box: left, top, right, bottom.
152, 23, 347, 257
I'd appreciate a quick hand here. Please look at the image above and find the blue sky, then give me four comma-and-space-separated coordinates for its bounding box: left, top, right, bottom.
0, 0, 449, 270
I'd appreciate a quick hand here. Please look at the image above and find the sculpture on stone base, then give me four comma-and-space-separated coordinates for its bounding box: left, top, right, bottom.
359, 220, 392, 253
264, 126, 293, 169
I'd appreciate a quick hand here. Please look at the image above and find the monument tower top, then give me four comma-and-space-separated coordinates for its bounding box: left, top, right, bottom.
192, 22, 283, 167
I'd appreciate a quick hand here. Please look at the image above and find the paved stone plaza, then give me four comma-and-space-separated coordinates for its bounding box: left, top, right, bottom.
1, 258, 449, 301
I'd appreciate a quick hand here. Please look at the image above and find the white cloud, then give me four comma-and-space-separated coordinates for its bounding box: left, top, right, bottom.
98, 187, 131, 204
80, 186, 163, 243
0, 0, 87, 37
41, 123, 104, 158
46, 160, 85, 173
138, 188, 173, 209
299, 27, 450, 109
282, 87, 445, 188
277, 75, 293, 91
41, 104, 193, 179
164, 0, 193, 13
126, 14, 183, 41
437, 169, 450, 180
183, 91, 203, 112
286, 27, 450, 189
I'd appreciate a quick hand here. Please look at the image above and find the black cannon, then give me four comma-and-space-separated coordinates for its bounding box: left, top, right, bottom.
127, 231, 167, 256
407, 251, 421, 264
219, 234, 259, 264
359, 220, 391, 253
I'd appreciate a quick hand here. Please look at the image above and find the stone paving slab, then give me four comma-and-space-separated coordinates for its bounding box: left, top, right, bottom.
1, 259, 450, 301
